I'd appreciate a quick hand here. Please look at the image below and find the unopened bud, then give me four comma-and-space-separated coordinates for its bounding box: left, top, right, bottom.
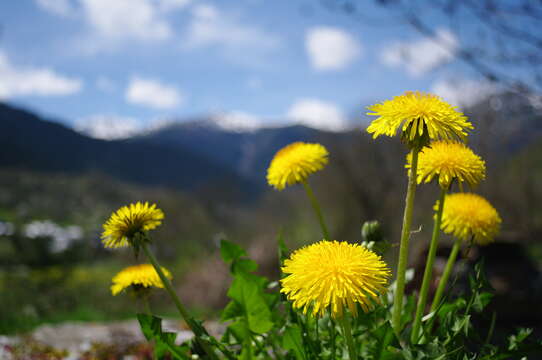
362, 220, 383, 243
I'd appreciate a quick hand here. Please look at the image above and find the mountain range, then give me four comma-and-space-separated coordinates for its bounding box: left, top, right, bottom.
0, 103, 339, 195
1, 91, 541, 197
0, 103, 243, 191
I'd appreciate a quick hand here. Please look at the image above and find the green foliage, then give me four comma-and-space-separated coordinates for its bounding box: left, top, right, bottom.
137, 239, 542, 360
0, 169, 222, 333
220, 239, 248, 263
138, 313, 190, 359
282, 324, 306, 360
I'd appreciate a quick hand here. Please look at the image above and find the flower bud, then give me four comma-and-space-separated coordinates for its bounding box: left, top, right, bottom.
361, 220, 383, 243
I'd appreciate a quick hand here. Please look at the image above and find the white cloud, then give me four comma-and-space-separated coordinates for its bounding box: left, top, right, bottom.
0, 51, 82, 98
159, 0, 192, 11
35, 0, 74, 16
306, 27, 361, 71
184, 4, 280, 56
125, 77, 183, 109
431, 78, 497, 108
80, 0, 171, 42
381, 28, 458, 77
75, 114, 143, 139
38, 0, 191, 51
211, 111, 263, 132
287, 98, 348, 131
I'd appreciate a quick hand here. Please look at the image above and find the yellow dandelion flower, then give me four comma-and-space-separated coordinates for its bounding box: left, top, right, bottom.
266, 142, 329, 191
439, 193, 501, 245
111, 264, 172, 295
366, 91, 473, 146
406, 141, 486, 189
101, 202, 164, 248
281, 240, 390, 318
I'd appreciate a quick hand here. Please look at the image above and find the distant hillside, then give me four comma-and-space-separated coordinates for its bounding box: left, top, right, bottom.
0, 103, 245, 191
467, 91, 542, 159
1, 91, 541, 196
132, 120, 352, 186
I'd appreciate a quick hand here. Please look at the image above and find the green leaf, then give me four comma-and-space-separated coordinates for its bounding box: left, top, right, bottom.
372, 322, 397, 360
473, 292, 493, 312
221, 300, 243, 322
508, 328, 533, 350
400, 347, 414, 360
220, 239, 247, 263
282, 324, 306, 360
137, 314, 188, 360
452, 314, 471, 336
138, 313, 161, 341
277, 229, 289, 266
227, 320, 251, 342
227, 273, 274, 334
154, 332, 181, 359
400, 291, 416, 329
239, 346, 254, 360
232, 258, 258, 274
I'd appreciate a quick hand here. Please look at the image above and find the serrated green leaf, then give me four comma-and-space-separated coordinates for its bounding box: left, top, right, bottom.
136, 314, 188, 360
452, 314, 471, 336
400, 346, 414, 360
220, 239, 247, 263
473, 292, 493, 312
508, 328, 533, 350
372, 322, 397, 360
228, 320, 251, 342
221, 300, 244, 322
227, 273, 274, 333
282, 324, 306, 360
232, 258, 258, 274
137, 313, 161, 341
154, 332, 182, 359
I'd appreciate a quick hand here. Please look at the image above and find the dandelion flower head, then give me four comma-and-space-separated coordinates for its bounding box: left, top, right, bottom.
406, 141, 486, 189
439, 193, 501, 245
267, 142, 329, 191
366, 91, 473, 146
111, 264, 172, 295
281, 240, 390, 318
101, 202, 164, 248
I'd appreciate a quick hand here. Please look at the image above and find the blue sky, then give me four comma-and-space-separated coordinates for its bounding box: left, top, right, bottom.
0, 0, 494, 138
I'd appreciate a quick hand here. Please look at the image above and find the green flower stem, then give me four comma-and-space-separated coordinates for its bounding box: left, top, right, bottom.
330, 317, 337, 360
339, 315, 357, 360
391, 146, 420, 334
411, 188, 446, 343
141, 242, 220, 360
302, 181, 330, 240
142, 295, 152, 315
430, 237, 461, 313
314, 315, 319, 351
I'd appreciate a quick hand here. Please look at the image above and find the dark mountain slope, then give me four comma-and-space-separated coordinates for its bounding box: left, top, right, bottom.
133, 120, 351, 186
0, 103, 244, 191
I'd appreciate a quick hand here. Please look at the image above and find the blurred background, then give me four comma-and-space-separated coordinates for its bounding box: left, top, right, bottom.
0, 0, 541, 354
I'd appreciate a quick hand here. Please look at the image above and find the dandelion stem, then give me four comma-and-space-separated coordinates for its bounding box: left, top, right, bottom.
339, 315, 357, 360
430, 237, 461, 313
331, 317, 337, 360
141, 242, 220, 360
303, 181, 330, 240
391, 146, 420, 334
143, 295, 152, 315
411, 188, 446, 343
